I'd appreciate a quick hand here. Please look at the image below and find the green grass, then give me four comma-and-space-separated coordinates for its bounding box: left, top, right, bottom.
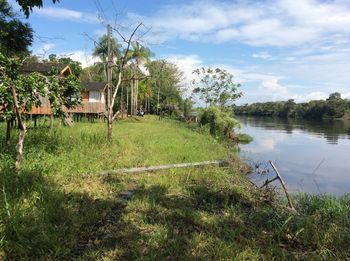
236, 133, 253, 144
0, 116, 349, 260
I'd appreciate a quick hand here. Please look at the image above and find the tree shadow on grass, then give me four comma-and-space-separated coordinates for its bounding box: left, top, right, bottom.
0, 168, 124, 260
0, 128, 62, 160
0, 169, 320, 260
82, 182, 296, 260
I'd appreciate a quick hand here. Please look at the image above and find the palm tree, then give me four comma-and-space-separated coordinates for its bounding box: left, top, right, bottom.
92, 35, 122, 81
138, 82, 153, 113
127, 42, 152, 115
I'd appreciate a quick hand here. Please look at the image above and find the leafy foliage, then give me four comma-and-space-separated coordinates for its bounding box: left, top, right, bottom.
0, 53, 81, 169
145, 60, 184, 114
192, 67, 242, 108
48, 55, 82, 77
198, 106, 240, 139
93, 35, 122, 62
46, 74, 81, 116
127, 41, 152, 65
0, 0, 33, 55
0, 54, 46, 119
15, 0, 59, 17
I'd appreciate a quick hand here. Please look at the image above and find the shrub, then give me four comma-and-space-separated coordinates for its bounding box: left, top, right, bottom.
198, 106, 240, 140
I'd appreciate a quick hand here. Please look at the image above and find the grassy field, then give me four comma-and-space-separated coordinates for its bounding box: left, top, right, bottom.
0, 116, 349, 260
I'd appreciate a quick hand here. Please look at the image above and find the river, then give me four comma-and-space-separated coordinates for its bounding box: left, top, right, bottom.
237, 116, 350, 196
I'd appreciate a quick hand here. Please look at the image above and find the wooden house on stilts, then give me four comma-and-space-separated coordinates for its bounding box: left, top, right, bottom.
19, 62, 106, 120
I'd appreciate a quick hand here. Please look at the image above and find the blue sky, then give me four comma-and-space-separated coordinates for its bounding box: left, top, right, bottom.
9, 0, 350, 104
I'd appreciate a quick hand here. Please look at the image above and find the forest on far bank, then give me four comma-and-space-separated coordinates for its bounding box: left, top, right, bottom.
234, 92, 350, 120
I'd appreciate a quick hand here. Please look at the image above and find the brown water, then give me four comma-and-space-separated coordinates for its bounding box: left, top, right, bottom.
237, 116, 350, 196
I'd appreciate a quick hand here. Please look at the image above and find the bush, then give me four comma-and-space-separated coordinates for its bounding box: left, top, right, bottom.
198, 106, 240, 140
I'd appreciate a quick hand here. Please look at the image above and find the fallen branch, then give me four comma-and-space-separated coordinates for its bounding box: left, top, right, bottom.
265, 160, 296, 211
98, 160, 229, 176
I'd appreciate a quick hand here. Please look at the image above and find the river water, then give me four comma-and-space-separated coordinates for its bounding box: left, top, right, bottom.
237, 116, 350, 196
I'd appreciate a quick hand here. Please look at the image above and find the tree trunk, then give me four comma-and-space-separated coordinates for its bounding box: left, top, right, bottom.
121, 84, 124, 119
107, 116, 113, 140
157, 85, 160, 115
126, 86, 129, 115
50, 114, 54, 128
10, 84, 26, 170
6, 120, 11, 145
135, 79, 138, 113
131, 81, 134, 115
15, 123, 26, 170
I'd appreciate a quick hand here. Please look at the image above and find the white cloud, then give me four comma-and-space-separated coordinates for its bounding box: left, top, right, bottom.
33, 43, 56, 56
260, 79, 288, 95
61, 51, 100, 68
162, 52, 348, 104
130, 0, 350, 47
342, 92, 350, 99
35, 7, 98, 23
252, 52, 272, 60
166, 54, 203, 90
293, 91, 328, 102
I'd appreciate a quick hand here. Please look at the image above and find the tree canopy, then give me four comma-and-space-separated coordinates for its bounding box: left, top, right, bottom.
0, 0, 33, 55
192, 67, 242, 108
234, 94, 350, 119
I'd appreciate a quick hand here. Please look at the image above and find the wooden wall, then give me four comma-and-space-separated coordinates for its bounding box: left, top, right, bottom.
30, 96, 105, 115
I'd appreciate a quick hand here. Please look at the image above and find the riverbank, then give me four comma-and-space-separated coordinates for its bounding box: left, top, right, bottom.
0, 116, 349, 259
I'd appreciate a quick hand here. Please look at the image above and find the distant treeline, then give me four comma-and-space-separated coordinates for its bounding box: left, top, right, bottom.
234, 92, 350, 120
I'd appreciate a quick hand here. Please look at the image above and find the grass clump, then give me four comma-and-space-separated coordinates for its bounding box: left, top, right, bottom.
236, 133, 253, 144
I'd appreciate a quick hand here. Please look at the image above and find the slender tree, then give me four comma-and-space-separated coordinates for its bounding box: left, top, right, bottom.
103, 23, 146, 139
127, 42, 152, 114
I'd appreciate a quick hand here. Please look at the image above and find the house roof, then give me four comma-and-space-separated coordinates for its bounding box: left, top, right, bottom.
81, 82, 106, 91
20, 63, 71, 75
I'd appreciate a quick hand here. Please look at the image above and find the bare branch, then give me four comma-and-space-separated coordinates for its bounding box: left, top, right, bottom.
112, 110, 120, 121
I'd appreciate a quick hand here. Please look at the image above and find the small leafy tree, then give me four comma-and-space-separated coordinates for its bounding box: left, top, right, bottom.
192, 67, 242, 108
0, 53, 80, 169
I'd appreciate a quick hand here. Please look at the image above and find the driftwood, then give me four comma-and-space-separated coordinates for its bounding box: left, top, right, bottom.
99, 160, 229, 176
260, 160, 296, 211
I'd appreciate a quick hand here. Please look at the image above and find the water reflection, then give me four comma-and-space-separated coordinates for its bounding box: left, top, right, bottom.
238, 116, 350, 145
237, 116, 350, 196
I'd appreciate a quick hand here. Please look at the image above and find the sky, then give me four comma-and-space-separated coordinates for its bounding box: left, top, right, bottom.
8, 0, 350, 104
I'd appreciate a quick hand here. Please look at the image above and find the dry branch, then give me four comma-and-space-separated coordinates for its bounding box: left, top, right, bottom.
268, 160, 296, 211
